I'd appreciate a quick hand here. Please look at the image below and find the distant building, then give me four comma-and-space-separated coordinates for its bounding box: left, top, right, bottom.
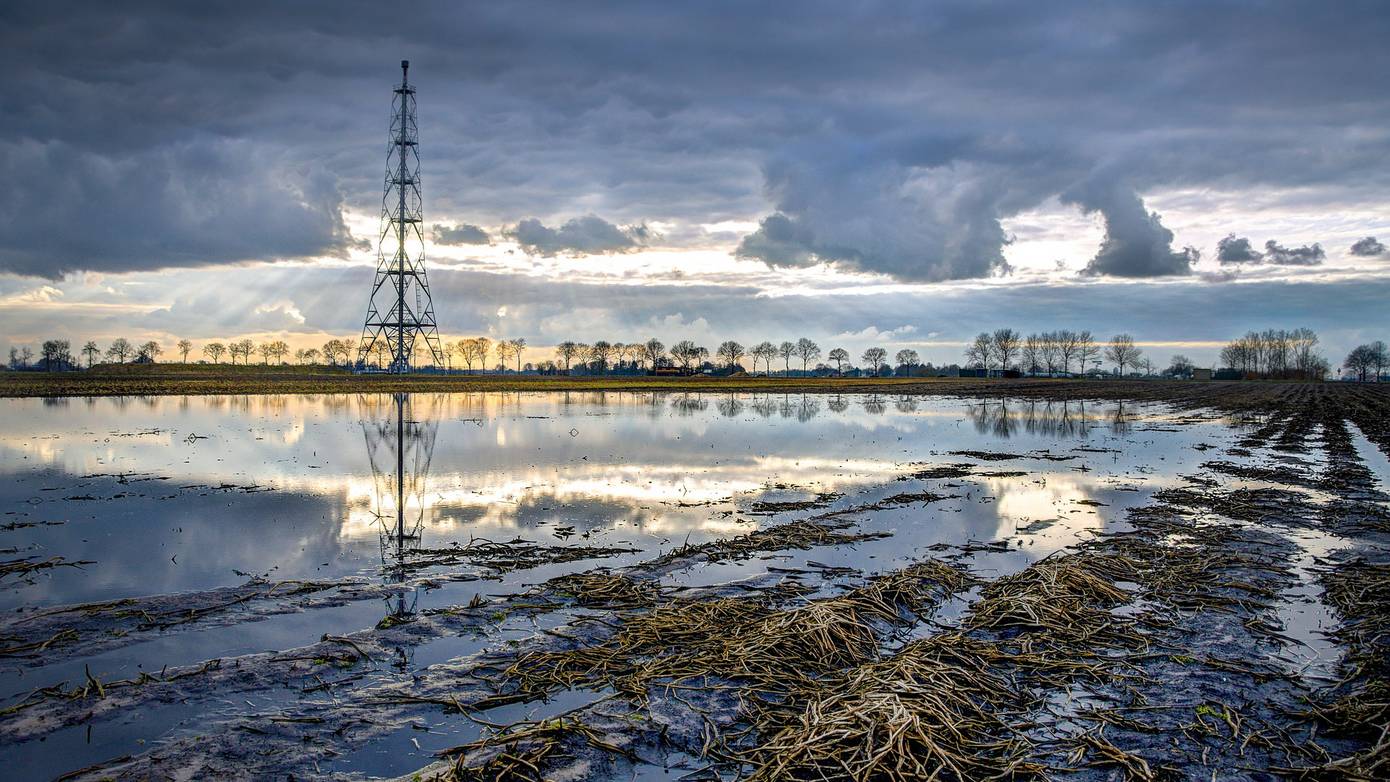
1191, 367, 1212, 381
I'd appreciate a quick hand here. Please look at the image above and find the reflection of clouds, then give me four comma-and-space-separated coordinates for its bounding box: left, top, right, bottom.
2, 392, 1211, 556
339, 454, 910, 539
986, 473, 1102, 546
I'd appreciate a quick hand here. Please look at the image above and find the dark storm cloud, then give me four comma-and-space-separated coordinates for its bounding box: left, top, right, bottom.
1, 1, 1389, 278
0, 139, 354, 278
1062, 182, 1197, 278
1350, 236, 1386, 257
1216, 235, 1263, 264
506, 216, 650, 256
735, 156, 1013, 281
1261, 240, 1325, 266
433, 224, 491, 245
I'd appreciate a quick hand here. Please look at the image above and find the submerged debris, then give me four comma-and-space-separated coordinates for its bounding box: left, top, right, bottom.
645, 518, 888, 569
399, 537, 641, 576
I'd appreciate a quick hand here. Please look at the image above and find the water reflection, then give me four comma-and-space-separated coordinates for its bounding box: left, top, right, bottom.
964, 399, 1132, 439
671, 394, 709, 416
361, 393, 439, 638
0, 390, 1188, 615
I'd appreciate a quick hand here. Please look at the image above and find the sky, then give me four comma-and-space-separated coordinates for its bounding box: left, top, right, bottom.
1, 1, 1388, 370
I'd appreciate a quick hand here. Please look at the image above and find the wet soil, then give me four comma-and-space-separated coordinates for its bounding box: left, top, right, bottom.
1, 382, 1387, 781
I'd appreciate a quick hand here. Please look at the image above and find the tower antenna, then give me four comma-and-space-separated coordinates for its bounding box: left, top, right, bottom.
357, 60, 444, 372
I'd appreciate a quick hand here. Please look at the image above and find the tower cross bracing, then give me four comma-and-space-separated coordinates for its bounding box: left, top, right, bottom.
357, 60, 444, 372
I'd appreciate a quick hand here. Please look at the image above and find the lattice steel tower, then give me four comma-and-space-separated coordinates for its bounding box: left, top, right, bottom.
357, 60, 444, 372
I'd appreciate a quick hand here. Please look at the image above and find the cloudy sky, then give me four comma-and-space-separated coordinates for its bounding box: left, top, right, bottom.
2, 1, 1388, 368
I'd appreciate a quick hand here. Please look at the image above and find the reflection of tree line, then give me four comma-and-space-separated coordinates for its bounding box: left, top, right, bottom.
964, 399, 1130, 439
608, 392, 923, 420
97, 390, 950, 422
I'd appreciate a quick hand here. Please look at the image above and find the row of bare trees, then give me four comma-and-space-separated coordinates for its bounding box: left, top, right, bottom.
1219, 328, 1328, 379
963, 329, 1139, 375
11, 327, 1358, 380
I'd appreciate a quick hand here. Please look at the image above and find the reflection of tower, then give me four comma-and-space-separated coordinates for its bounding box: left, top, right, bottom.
357, 60, 444, 373
361, 393, 440, 630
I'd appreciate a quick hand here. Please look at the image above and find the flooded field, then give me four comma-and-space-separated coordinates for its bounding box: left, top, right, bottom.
2, 387, 1387, 780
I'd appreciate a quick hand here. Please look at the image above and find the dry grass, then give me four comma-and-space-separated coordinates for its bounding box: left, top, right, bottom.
741, 632, 1033, 781
488, 560, 970, 707
964, 552, 1138, 651
541, 572, 661, 609
438, 715, 634, 782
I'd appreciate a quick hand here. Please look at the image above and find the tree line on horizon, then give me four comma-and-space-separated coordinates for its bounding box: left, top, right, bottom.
6, 328, 1387, 381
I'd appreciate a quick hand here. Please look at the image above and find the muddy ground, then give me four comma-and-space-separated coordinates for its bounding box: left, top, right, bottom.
1, 382, 1387, 781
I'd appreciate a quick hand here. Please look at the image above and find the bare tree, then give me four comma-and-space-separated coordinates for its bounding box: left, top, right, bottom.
1077, 331, 1100, 374
795, 338, 821, 374
1344, 340, 1386, 381
1290, 328, 1323, 378
458, 338, 488, 372
894, 348, 919, 372
555, 341, 580, 372
233, 338, 255, 365
1020, 334, 1043, 375
509, 338, 527, 372
1045, 331, 1061, 375
589, 340, 613, 373
990, 328, 1021, 371
643, 338, 665, 370
40, 339, 71, 370
1166, 354, 1194, 378
862, 346, 887, 375
715, 340, 745, 369
828, 347, 849, 375
670, 340, 697, 371
81, 340, 100, 368
1104, 334, 1142, 375
106, 337, 133, 364
750, 341, 776, 374
371, 341, 390, 368
964, 332, 991, 370
175, 339, 192, 362
778, 341, 796, 375
1054, 330, 1080, 374
495, 340, 516, 371
137, 340, 163, 363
